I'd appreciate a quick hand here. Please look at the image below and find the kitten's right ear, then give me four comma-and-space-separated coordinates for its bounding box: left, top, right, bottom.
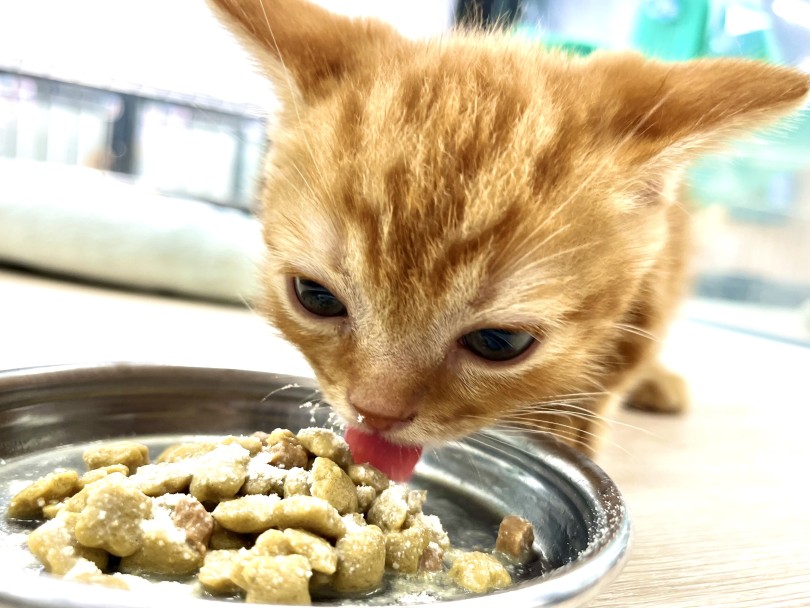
584, 52, 810, 166
208, 0, 404, 102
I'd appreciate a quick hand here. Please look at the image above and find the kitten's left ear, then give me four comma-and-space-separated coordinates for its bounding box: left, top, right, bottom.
585, 52, 810, 165
208, 0, 406, 103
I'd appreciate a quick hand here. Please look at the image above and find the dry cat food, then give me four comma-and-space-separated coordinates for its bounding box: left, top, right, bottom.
5, 429, 535, 604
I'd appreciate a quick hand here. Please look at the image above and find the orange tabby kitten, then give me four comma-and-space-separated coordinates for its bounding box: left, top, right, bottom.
209, 0, 808, 458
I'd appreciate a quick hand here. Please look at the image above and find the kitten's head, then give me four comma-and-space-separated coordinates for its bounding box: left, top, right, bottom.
210, 0, 808, 445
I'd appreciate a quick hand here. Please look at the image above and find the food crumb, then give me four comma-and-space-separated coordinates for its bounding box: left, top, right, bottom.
397, 591, 439, 604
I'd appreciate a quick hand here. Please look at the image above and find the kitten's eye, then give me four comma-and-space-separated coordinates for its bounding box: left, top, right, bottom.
460, 329, 536, 362
293, 277, 347, 317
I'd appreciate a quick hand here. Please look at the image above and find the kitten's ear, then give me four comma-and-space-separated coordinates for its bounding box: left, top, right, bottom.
208, 0, 404, 102
586, 53, 810, 165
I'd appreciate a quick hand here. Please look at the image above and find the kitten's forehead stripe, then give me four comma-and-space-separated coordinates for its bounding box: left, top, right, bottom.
337, 89, 365, 151
327, 46, 581, 309
268, 40, 641, 334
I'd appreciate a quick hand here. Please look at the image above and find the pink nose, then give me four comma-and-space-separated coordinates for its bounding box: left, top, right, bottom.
352, 404, 416, 432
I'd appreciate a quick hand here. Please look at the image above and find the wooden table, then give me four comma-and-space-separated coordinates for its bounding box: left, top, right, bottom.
1, 268, 808, 607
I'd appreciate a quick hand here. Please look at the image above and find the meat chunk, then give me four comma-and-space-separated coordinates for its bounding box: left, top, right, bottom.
267, 437, 309, 470
170, 494, 214, 554
495, 515, 535, 562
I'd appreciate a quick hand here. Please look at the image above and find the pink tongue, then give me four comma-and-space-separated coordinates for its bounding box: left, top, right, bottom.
344, 427, 423, 482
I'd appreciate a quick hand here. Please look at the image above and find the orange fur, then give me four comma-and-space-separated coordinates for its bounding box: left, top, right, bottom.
209, 0, 809, 452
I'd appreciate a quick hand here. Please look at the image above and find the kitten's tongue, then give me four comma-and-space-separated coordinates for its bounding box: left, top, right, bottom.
344, 427, 423, 482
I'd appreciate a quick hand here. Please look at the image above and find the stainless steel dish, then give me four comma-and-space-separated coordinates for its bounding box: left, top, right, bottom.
0, 363, 631, 608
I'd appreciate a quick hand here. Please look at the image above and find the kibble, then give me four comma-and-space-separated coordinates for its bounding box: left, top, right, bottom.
5, 427, 533, 605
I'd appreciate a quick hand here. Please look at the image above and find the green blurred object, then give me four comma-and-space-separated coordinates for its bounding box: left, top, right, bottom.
689, 156, 797, 223
532, 32, 598, 56
631, 0, 780, 61
513, 0, 809, 220
632, 0, 710, 60
631, 0, 808, 220
704, 0, 780, 60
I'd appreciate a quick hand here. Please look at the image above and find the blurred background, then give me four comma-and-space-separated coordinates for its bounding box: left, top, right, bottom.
1, 0, 809, 344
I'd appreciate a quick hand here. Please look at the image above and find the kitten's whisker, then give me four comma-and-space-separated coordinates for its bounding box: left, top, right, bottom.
454, 415, 608, 451
504, 409, 659, 447
561, 406, 661, 439
612, 323, 659, 342
466, 409, 612, 440
290, 163, 321, 202
502, 406, 604, 422
449, 439, 484, 481
540, 88, 678, 229
506, 402, 599, 418
505, 392, 609, 412
467, 400, 635, 451
508, 400, 597, 413
463, 434, 520, 460
509, 397, 658, 437
272, 170, 324, 218
508, 398, 605, 416
274, 170, 342, 241
501, 89, 679, 280
256, 0, 324, 195
259, 383, 303, 403
479, 431, 524, 452
519, 239, 605, 273
500, 222, 573, 271
508, 391, 608, 407
503, 410, 611, 437
239, 294, 261, 316
477, 430, 597, 461
503, 235, 595, 274
512, 391, 610, 403
492, 425, 595, 452
493, 420, 630, 455
500, 409, 606, 434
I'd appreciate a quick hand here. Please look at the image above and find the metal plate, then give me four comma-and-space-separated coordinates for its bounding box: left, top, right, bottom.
0, 364, 631, 608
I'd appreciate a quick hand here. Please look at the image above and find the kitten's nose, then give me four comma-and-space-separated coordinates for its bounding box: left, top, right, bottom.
352, 403, 416, 433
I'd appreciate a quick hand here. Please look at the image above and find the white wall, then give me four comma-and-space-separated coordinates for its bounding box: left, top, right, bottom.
310, 0, 457, 38
0, 0, 456, 111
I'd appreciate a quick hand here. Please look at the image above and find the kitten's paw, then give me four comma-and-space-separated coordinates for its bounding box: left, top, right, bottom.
625, 363, 689, 414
